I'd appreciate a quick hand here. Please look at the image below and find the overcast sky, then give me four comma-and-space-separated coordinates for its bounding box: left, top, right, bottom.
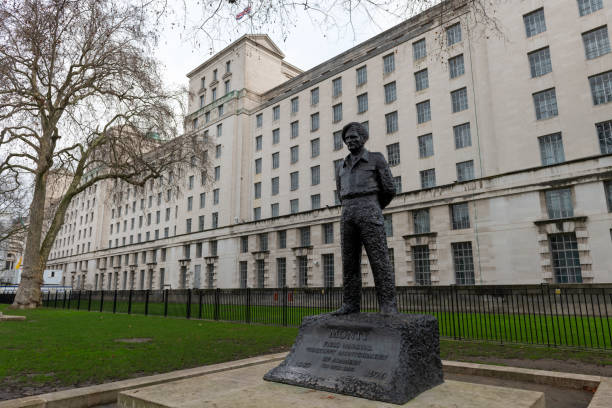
154, 7, 407, 92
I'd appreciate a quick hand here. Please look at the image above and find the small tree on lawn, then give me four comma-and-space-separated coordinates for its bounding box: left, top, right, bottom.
0, 0, 207, 308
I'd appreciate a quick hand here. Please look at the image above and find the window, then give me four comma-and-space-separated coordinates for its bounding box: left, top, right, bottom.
192, 118, 198, 129
276, 258, 286, 287
239, 261, 247, 288
299, 226, 310, 246
323, 223, 334, 244
333, 130, 343, 150
449, 54, 465, 78
212, 212, 218, 228
224, 80, 230, 94
272, 152, 280, 169
604, 180, 612, 211
413, 209, 430, 234
273, 105, 280, 121
290, 145, 299, 164
214, 166, 220, 181
291, 97, 299, 113
272, 128, 280, 144
199, 95, 205, 108
213, 188, 219, 205
186, 218, 192, 233
578, 0, 603, 16
550, 233, 583, 283
165, 207, 170, 221
413, 245, 431, 285
452, 242, 475, 285
451, 87, 468, 112
539, 133, 565, 165
420, 169, 436, 189
418, 134, 434, 158
311, 194, 321, 209
589, 71, 612, 105
528, 47, 552, 78
456, 160, 475, 182
217, 123, 222, 137
454, 123, 472, 149
413, 38, 426, 60
384, 214, 393, 237
254, 182, 261, 199
416, 100, 431, 124
311, 113, 319, 131
311, 138, 320, 157
386, 111, 398, 133
414, 69, 428, 91
387, 143, 400, 166
384, 81, 397, 103
205, 111, 210, 122
187, 196, 193, 211
582, 26, 610, 60
271, 203, 279, 217
199, 193, 206, 209
298, 256, 308, 287
278, 230, 287, 248
215, 144, 223, 159
311, 87, 319, 105
290, 171, 299, 190
322, 254, 334, 287
255, 135, 262, 151
533, 88, 558, 119
597, 120, 612, 154
206, 264, 215, 288
198, 215, 204, 231
255, 158, 262, 174
188, 176, 195, 190
213, 69, 218, 81
332, 77, 342, 97
451, 203, 470, 229
200, 76, 206, 89
271, 177, 279, 195
290, 199, 299, 213
356, 66, 367, 86
393, 176, 402, 193
357, 93, 368, 113
289, 121, 299, 139
333, 103, 343, 123
209, 240, 218, 257
212, 88, 217, 100
253, 207, 261, 220
446, 23, 462, 46
218, 104, 224, 116
524, 8, 546, 37
545, 188, 573, 219
256, 113, 263, 128
256, 259, 265, 288
311, 165, 320, 185
383, 53, 395, 73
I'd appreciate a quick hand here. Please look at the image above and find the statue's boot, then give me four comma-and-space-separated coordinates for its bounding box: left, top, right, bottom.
330, 303, 360, 315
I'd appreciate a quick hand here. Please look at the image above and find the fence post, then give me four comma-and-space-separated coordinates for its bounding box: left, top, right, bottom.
66, 290, 71, 310
540, 284, 551, 347
246, 288, 251, 324
145, 290, 150, 316
113, 290, 118, 313
164, 289, 169, 317
282, 286, 288, 327
99, 290, 104, 312
214, 288, 220, 321
54, 290, 58, 308
87, 290, 92, 311
128, 289, 133, 314
198, 290, 203, 319
77, 290, 81, 310
62, 291, 67, 308
186, 289, 192, 319
46, 291, 51, 307
450, 286, 458, 340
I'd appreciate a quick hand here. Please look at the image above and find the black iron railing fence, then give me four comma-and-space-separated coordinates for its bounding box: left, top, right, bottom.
2, 285, 612, 350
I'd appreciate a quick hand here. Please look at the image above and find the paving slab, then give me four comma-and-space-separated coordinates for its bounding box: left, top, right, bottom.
118, 361, 546, 408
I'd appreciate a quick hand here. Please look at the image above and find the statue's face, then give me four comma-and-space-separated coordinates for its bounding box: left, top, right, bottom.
344, 127, 364, 152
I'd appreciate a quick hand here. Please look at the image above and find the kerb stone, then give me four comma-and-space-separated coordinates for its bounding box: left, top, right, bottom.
263, 313, 443, 405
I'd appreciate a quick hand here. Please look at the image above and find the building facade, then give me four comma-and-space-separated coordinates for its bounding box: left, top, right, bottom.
48, 0, 612, 290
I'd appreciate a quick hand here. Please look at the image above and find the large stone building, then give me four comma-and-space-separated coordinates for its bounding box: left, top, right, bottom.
47, 0, 612, 290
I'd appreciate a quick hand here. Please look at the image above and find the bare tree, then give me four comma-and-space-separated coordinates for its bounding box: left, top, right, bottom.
0, 0, 208, 309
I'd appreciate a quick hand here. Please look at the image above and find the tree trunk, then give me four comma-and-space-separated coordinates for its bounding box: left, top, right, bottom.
10, 171, 48, 309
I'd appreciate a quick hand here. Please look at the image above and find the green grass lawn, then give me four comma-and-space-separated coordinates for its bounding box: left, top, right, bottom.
1, 304, 611, 398
50, 295, 612, 349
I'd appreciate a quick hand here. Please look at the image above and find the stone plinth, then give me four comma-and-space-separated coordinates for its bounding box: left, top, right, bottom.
117, 361, 545, 408
0, 312, 26, 321
264, 313, 443, 404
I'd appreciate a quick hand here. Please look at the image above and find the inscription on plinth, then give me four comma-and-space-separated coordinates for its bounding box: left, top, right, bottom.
264, 313, 444, 404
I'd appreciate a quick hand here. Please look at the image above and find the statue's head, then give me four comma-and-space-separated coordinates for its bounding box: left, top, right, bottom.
341, 122, 368, 154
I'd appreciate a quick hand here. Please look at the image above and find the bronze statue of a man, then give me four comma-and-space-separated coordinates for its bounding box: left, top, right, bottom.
333, 122, 398, 315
